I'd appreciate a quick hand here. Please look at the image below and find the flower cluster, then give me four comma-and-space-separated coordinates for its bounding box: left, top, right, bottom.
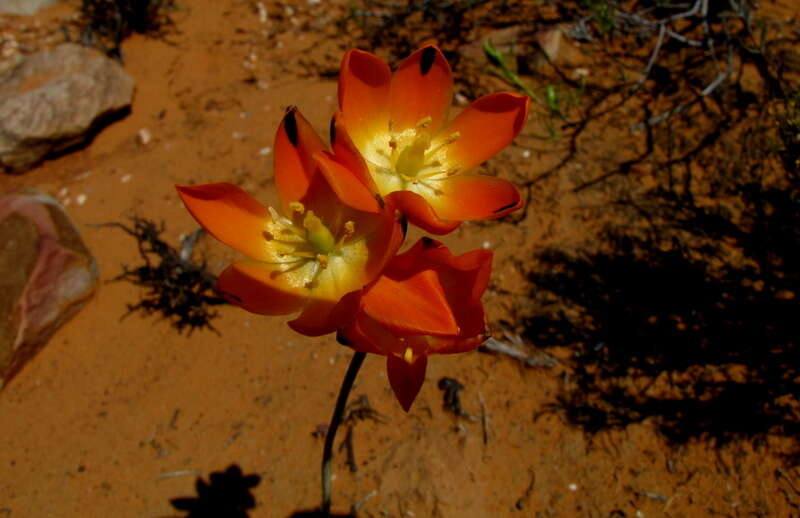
178, 44, 529, 411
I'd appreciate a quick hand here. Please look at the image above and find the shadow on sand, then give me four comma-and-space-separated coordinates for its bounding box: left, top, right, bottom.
524, 179, 800, 447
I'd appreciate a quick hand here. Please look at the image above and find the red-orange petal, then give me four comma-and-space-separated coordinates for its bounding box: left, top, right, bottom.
329, 112, 380, 196
338, 49, 392, 149
176, 183, 270, 261
339, 310, 393, 356
217, 260, 307, 315
390, 44, 453, 133
388, 239, 491, 345
287, 293, 361, 337
361, 269, 459, 337
274, 107, 326, 209
385, 190, 460, 235
314, 150, 381, 213
387, 354, 428, 412
427, 174, 522, 221
442, 92, 530, 171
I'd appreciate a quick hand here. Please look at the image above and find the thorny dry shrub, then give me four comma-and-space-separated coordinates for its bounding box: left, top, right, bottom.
102, 217, 226, 335
78, 0, 178, 58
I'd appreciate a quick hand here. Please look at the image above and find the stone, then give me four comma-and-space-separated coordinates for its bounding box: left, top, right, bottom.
0, 189, 99, 389
0, 0, 61, 16
0, 43, 134, 173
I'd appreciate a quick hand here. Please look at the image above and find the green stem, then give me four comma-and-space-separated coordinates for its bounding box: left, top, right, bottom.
321, 350, 366, 516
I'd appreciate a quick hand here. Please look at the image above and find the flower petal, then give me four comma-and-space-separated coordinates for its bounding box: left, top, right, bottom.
176, 183, 271, 261
385, 190, 460, 235
389, 239, 492, 345
427, 174, 522, 221
442, 92, 530, 171
217, 260, 307, 315
390, 44, 453, 133
362, 269, 460, 336
289, 288, 366, 336
339, 49, 392, 149
314, 150, 381, 213
387, 354, 427, 412
431, 334, 486, 355
329, 112, 381, 196
274, 107, 326, 209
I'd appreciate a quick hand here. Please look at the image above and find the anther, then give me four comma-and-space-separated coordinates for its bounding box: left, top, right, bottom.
342, 221, 355, 240
289, 201, 305, 214
403, 347, 414, 364
416, 116, 432, 129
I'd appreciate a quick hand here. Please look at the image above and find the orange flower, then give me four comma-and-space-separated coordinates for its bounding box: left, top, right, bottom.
337, 44, 530, 234
177, 108, 404, 336
338, 238, 493, 411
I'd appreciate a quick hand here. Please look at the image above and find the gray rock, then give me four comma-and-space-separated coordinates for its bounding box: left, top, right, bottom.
0, 0, 61, 16
0, 189, 99, 388
0, 43, 134, 173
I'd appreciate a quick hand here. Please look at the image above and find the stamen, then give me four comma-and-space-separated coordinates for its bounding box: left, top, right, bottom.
403, 346, 414, 364
416, 169, 447, 180
416, 116, 432, 129
316, 254, 329, 268
289, 201, 305, 214
283, 251, 317, 259
425, 131, 461, 158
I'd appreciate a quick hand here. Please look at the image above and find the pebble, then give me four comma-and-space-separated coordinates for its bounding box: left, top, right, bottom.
256, 2, 268, 23
522, 149, 531, 159
482, 241, 492, 249
568, 483, 578, 491
258, 146, 272, 156
137, 128, 152, 145
75, 194, 87, 206
120, 174, 132, 184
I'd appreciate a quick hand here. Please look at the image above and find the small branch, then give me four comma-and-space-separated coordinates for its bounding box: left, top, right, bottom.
479, 338, 557, 368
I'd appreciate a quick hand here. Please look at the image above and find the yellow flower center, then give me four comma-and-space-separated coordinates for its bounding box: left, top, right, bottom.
364, 116, 461, 195
263, 202, 357, 290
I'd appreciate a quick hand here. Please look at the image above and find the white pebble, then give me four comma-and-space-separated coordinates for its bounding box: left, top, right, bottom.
482, 241, 491, 249
522, 149, 531, 159
455, 93, 469, 106
120, 174, 132, 184
137, 128, 152, 145
256, 2, 268, 23
75, 194, 87, 206
568, 483, 578, 492
258, 146, 272, 156
58, 187, 69, 197
232, 131, 246, 140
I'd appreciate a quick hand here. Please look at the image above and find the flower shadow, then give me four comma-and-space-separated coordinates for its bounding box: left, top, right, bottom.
170, 464, 261, 518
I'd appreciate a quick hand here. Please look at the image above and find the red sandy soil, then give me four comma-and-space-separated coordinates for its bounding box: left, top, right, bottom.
1, 1, 799, 517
